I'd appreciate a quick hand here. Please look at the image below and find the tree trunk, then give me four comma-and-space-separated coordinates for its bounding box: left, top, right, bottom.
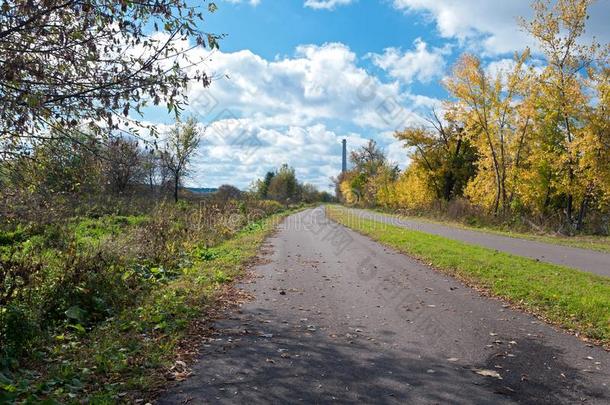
563, 111, 575, 228
174, 174, 179, 203
576, 196, 587, 231
483, 131, 502, 215
566, 193, 573, 225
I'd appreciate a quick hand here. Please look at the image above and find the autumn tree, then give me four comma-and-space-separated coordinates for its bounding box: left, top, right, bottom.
520, 0, 607, 228
19, 130, 103, 195
575, 66, 610, 229
267, 164, 300, 204
0, 0, 220, 158
254, 171, 275, 199
344, 140, 397, 206
445, 51, 532, 215
350, 139, 388, 178
103, 136, 145, 194
394, 109, 477, 202
160, 118, 202, 203
301, 183, 320, 203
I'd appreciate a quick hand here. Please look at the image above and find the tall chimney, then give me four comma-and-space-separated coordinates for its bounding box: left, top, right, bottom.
341, 139, 347, 173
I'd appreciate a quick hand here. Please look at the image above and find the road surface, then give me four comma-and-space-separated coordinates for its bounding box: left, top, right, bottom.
159, 208, 609, 404
347, 208, 610, 277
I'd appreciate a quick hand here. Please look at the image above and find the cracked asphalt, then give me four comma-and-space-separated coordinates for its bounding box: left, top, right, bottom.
158, 208, 610, 404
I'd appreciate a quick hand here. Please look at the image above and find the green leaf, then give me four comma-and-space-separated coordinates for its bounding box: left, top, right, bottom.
68, 323, 86, 334
65, 306, 87, 323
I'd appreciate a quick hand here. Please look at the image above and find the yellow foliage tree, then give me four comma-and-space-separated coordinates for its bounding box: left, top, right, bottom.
520, 0, 606, 228
390, 166, 436, 211
444, 51, 531, 215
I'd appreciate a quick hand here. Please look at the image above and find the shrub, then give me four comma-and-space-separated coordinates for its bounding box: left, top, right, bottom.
0, 199, 285, 367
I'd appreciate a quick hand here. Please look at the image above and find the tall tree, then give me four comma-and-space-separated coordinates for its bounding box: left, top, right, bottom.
267, 164, 300, 204
350, 139, 387, 178
395, 109, 477, 202
520, 0, 603, 226
346, 139, 397, 206
255, 171, 275, 199
445, 51, 531, 214
0, 0, 220, 157
576, 66, 610, 229
160, 118, 202, 203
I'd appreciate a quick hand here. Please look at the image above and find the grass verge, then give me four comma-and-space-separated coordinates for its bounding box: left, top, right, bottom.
1, 210, 295, 404
365, 207, 610, 253
327, 206, 610, 347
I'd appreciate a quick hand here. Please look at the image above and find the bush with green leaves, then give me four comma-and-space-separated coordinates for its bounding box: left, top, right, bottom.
0, 199, 285, 365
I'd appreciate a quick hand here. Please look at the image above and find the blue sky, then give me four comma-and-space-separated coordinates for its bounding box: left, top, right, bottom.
146, 0, 610, 191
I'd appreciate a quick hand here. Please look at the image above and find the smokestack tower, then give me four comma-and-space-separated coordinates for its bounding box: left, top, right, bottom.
341, 139, 347, 173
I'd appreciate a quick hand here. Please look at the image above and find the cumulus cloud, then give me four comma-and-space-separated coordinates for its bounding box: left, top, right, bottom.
192, 121, 368, 190
168, 42, 432, 190
127, 29, 444, 191
187, 42, 422, 130
392, 0, 610, 55
369, 38, 448, 85
304, 0, 355, 10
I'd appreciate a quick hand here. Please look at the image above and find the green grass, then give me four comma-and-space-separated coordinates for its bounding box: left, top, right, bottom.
327, 206, 610, 346
365, 207, 610, 253
71, 215, 149, 247
2, 210, 295, 404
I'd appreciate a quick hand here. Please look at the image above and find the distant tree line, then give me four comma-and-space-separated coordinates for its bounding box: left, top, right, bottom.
0, 118, 203, 223
252, 164, 335, 205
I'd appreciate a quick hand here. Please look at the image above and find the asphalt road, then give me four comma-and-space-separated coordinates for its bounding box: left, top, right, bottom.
159, 208, 609, 404
348, 208, 610, 277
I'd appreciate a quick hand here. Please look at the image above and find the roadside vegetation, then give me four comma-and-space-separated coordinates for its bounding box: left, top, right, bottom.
0, 126, 327, 402
327, 206, 610, 347
336, 0, 610, 238
1, 208, 294, 403
0, 1, 337, 401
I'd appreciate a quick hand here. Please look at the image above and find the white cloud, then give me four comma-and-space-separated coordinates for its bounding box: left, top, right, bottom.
304, 0, 354, 10
224, 0, 261, 6
166, 42, 432, 190
369, 38, 448, 84
392, 0, 610, 55
191, 120, 368, 190
187, 42, 420, 130
132, 34, 437, 190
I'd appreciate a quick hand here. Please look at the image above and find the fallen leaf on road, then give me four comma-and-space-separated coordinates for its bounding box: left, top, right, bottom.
472, 368, 502, 379
167, 360, 191, 381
